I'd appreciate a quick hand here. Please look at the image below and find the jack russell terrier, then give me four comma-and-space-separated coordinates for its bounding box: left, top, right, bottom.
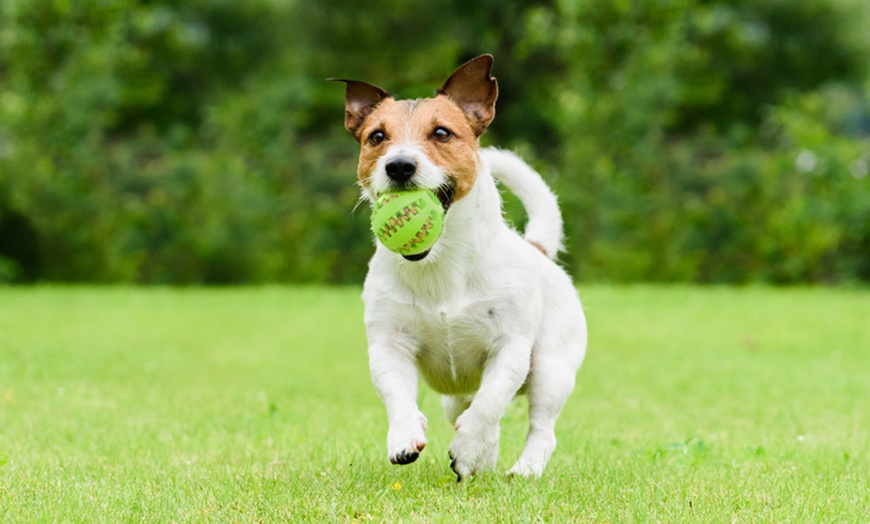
335, 54, 587, 480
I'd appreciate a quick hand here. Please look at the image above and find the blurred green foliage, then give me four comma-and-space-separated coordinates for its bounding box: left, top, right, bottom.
0, 0, 868, 284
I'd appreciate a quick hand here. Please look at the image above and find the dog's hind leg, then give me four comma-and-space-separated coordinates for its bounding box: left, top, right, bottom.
507, 351, 578, 477
441, 394, 472, 426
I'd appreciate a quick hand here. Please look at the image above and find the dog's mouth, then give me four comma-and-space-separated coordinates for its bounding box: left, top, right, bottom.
402, 251, 430, 261
399, 183, 454, 262
435, 183, 455, 213
388, 181, 454, 212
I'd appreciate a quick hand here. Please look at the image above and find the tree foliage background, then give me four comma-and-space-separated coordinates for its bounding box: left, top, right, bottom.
0, 0, 868, 284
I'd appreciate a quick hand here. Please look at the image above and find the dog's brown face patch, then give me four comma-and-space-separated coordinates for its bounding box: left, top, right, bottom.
355, 96, 480, 203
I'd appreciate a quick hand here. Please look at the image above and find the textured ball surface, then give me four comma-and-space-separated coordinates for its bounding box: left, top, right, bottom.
371, 190, 445, 255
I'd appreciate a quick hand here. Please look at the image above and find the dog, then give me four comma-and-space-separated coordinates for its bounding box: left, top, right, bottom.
335, 54, 587, 480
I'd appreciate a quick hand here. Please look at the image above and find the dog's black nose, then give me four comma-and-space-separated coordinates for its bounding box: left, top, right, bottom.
385, 157, 417, 184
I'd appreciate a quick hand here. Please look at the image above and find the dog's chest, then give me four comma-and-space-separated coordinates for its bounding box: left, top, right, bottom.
408, 299, 504, 395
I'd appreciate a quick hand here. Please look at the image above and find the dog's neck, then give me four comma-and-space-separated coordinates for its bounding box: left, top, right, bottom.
387, 156, 504, 303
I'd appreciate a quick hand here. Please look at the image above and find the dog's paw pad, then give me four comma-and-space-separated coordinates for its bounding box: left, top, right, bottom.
390, 450, 420, 465
389, 439, 426, 465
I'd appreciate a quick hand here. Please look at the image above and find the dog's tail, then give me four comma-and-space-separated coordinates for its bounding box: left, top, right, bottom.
482, 147, 563, 259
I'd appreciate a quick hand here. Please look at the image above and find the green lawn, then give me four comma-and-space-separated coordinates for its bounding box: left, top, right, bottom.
1, 286, 868, 522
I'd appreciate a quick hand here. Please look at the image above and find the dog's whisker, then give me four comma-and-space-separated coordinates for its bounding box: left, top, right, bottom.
350, 194, 368, 215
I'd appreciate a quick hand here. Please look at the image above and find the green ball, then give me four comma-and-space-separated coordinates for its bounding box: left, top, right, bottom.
371, 190, 445, 255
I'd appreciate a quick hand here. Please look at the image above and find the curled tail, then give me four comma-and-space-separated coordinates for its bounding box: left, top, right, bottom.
481, 147, 564, 259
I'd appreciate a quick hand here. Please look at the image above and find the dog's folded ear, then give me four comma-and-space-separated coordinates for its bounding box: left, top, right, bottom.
438, 54, 499, 136
329, 79, 391, 141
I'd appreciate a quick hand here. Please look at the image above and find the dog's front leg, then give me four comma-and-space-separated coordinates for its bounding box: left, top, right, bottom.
449, 337, 532, 481
369, 340, 428, 465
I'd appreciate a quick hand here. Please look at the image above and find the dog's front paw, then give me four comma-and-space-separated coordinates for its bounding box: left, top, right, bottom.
448, 412, 499, 481
387, 412, 428, 465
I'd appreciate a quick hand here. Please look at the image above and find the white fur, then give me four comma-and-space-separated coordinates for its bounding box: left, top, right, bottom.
363, 147, 587, 479
365, 142, 447, 201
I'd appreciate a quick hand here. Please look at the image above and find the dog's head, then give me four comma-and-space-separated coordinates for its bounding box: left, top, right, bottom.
334, 55, 498, 213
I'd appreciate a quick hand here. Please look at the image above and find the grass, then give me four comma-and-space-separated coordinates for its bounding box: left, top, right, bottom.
1, 285, 868, 522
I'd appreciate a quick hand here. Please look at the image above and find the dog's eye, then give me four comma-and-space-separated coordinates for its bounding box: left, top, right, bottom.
432, 127, 452, 143
368, 130, 385, 146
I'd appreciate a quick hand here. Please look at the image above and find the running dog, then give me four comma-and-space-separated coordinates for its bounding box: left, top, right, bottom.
334, 54, 587, 480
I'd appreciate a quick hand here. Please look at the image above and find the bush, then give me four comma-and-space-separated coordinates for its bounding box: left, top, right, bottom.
0, 0, 867, 284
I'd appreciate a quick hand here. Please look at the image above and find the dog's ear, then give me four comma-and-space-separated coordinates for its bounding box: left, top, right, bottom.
438, 54, 498, 136
329, 79, 391, 141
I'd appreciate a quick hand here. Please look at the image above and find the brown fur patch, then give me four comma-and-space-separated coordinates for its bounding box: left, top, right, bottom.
527, 240, 549, 257
355, 96, 480, 203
